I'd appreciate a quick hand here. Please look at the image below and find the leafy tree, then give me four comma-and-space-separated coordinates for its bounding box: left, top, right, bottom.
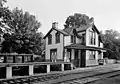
1, 7, 44, 55
101, 29, 120, 59
0, 0, 6, 7
64, 13, 93, 28
0, 0, 12, 34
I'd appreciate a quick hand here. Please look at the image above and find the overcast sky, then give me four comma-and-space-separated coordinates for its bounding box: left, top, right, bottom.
7, 0, 120, 34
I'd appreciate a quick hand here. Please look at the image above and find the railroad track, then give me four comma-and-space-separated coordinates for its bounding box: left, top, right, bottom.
0, 73, 63, 84
0, 68, 100, 84
55, 70, 120, 84
0, 66, 120, 84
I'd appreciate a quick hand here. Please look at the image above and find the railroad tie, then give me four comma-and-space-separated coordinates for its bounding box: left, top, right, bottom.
1, 81, 8, 84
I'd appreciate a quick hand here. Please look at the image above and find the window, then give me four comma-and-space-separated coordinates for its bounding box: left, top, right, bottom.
71, 35, 76, 43
24, 56, 32, 62
55, 32, 60, 43
98, 36, 100, 47
89, 31, 96, 45
81, 33, 85, 45
89, 51, 96, 59
48, 34, 52, 45
50, 49, 57, 62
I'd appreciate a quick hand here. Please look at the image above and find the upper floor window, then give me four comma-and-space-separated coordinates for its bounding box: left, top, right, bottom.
55, 32, 60, 43
71, 35, 76, 43
89, 51, 96, 60
89, 31, 96, 45
81, 33, 85, 45
98, 36, 101, 47
48, 34, 52, 45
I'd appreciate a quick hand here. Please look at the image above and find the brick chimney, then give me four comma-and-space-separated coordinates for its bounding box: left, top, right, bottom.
52, 22, 58, 28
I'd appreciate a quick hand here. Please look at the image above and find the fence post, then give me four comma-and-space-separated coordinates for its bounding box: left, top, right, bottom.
29, 65, 34, 75
6, 67, 12, 78
61, 64, 64, 71
47, 64, 50, 73
71, 63, 73, 70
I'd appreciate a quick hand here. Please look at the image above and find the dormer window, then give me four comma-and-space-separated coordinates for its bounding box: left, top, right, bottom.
56, 32, 60, 43
48, 34, 52, 45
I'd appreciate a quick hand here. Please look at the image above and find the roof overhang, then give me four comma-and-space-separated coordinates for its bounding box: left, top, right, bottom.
65, 44, 106, 51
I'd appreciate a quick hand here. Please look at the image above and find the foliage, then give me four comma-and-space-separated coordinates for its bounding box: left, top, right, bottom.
102, 29, 120, 59
0, 0, 12, 34
64, 13, 93, 28
1, 7, 44, 55
0, 0, 6, 7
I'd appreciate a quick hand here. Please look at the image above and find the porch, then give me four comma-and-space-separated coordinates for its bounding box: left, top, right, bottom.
64, 48, 86, 68
64, 44, 106, 67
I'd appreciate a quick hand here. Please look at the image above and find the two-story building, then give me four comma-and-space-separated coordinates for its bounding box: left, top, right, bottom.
44, 22, 106, 67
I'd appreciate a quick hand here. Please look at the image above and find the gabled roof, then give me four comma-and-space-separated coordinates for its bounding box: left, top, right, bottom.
63, 25, 89, 35
44, 23, 103, 43
43, 28, 69, 39
54, 28, 69, 35
63, 27, 73, 35
92, 24, 100, 34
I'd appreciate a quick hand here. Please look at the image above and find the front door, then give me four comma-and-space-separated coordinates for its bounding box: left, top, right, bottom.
74, 49, 80, 67
80, 50, 86, 67
50, 49, 57, 62
67, 49, 71, 62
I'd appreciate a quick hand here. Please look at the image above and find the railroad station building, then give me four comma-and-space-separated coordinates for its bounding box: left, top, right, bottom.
44, 21, 106, 67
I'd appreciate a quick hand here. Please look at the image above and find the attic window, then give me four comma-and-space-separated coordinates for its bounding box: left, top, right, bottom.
48, 34, 52, 45
56, 32, 60, 43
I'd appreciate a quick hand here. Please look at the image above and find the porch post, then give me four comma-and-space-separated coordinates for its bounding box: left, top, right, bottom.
6, 67, 12, 78
29, 65, 34, 75
71, 63, 73, 70
95, 51, 98, 59
61, 64, 64, 71
71, 49, 74, 60
78, 50, 81, 67
101, 52, 103, 59
47, 64, 50, 73
64, 49, 67, 62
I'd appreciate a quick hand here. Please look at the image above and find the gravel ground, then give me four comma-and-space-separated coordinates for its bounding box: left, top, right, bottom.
40, 64, 120, 84
87, 75, 120, 84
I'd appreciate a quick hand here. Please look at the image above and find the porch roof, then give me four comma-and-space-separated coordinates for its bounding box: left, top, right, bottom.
65, 44, 106, 51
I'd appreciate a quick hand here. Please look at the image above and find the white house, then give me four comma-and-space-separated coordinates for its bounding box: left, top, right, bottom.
44, 22, 106, 67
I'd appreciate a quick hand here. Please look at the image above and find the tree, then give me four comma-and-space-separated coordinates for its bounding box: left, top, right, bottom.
0, 0, 12, 34
64, 13, 93, 28
101, 29, 120, 59
0, 0, 6, 7
1, 7, 44, 55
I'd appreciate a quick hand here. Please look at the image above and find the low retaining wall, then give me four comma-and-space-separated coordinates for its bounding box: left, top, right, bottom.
0, 62, 73, 79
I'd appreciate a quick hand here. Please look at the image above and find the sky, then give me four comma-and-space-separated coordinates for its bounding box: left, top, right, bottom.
6, 0, 120, 35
